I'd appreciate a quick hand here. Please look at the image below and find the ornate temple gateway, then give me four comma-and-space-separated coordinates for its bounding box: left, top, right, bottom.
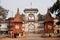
23, 8, 39, 33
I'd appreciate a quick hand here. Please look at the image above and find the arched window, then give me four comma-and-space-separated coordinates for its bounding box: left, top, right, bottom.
28, 14, 35, 20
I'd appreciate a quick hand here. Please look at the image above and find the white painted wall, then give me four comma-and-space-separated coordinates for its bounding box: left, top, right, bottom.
0, 23, 8, 31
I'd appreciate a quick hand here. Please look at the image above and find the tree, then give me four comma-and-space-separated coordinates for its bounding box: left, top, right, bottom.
49, 0, 60, 19
0, 6, 8, 19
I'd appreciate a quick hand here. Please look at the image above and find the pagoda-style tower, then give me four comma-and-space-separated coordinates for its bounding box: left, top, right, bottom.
10, 8, 24, 38
13, 8, 22, 33
44, 9, 54, 33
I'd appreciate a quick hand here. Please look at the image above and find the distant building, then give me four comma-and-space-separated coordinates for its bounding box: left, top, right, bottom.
23, 8, 39, 33
7, 17, 14, 31
37, 13, 45, 33
21, 13, 25, 31
0, 6, 8, 34
0, 20, 8, 34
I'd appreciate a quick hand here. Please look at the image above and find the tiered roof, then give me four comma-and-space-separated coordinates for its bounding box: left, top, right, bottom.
45, 9, 53, 22
14, 8, 22, 22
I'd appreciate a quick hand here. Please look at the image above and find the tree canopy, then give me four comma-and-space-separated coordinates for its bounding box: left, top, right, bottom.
49, 0, 60, 19
0, 6, 8, 19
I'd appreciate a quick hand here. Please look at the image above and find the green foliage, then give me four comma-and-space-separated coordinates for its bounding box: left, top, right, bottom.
49, 0, 60, 19
49, 0, 59, 13
0, 6, 8, 19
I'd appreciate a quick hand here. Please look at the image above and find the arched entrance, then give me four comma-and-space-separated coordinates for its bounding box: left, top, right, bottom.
28, 24, 35, 32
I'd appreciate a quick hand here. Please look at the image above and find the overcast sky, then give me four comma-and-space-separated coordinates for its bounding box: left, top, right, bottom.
0, 0, 56, 18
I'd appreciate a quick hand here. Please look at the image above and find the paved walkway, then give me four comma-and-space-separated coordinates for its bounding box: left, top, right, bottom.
0, 33, 60, 40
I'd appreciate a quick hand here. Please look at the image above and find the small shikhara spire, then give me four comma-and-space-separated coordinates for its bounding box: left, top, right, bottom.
15, 8, 20, 17
16, 8, 20, 14
17, 8, 19, 12
14, 8, 22, 22
45, 9, 53, 22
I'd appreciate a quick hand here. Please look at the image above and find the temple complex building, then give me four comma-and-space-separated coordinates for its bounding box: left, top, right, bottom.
23, 8, 39, 33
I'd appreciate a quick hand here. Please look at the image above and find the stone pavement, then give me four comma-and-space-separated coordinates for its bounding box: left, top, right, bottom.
0, 33, 60, 40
